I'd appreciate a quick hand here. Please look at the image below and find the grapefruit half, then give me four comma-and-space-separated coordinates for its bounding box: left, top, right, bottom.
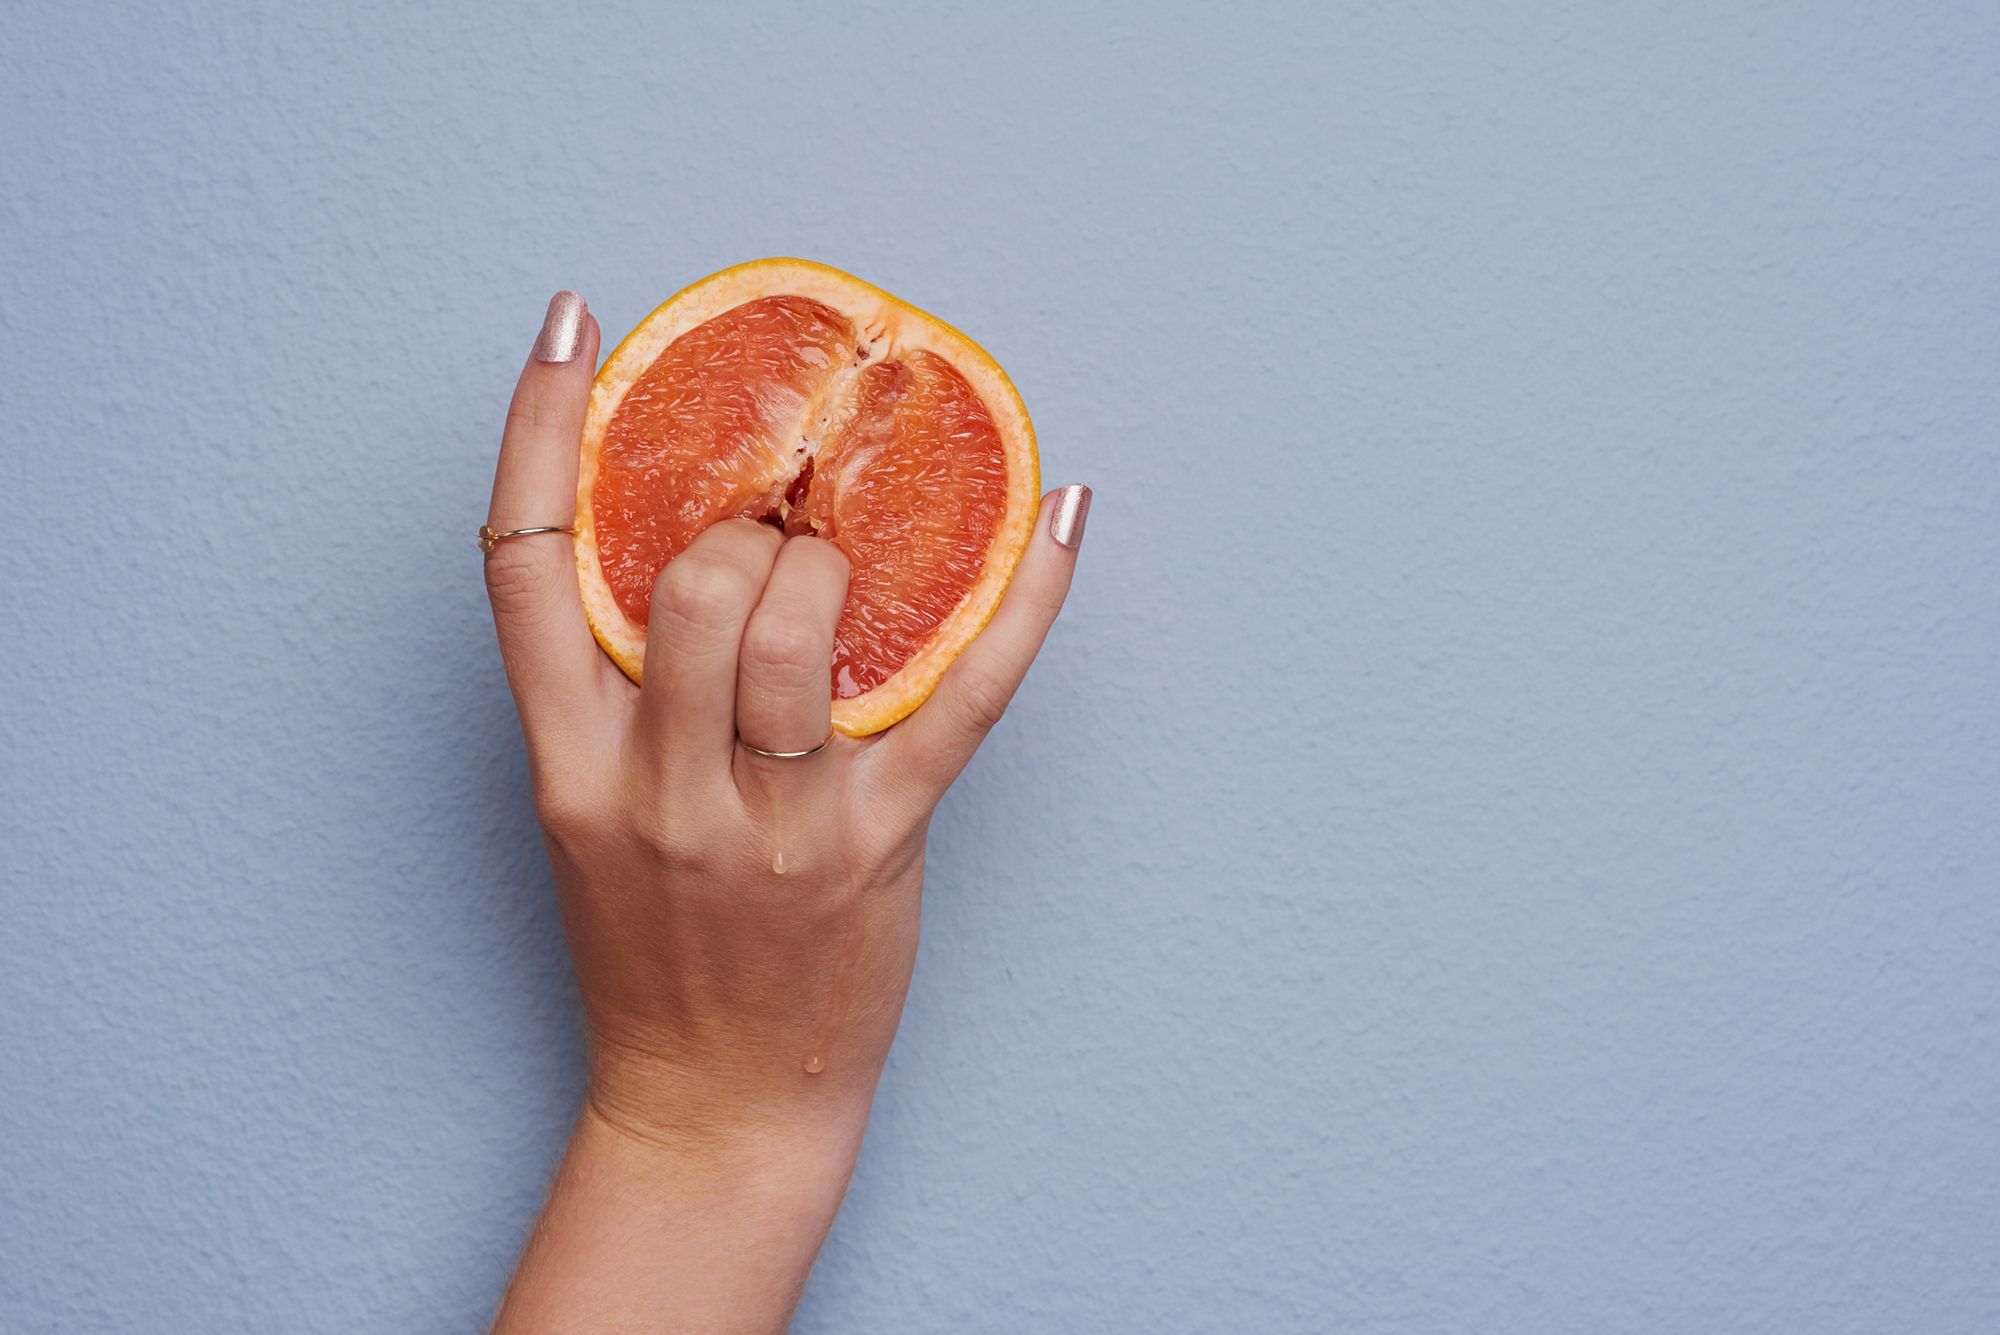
575, 259, 1041, 736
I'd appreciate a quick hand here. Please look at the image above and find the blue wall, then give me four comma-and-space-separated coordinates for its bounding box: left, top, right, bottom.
4, 4, 1997, 1330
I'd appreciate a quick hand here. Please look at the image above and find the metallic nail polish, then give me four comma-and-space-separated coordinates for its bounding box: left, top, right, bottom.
1049, 484, 1092, 549
533, 291, 586, 363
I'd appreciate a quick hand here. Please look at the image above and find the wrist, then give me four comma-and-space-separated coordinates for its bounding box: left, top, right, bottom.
575, 1096, 863, 1212
584, 1029, 880, 1180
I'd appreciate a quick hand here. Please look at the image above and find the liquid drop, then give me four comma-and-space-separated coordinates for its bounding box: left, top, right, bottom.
800, 874, 860, 1080
768, 785, 788, 875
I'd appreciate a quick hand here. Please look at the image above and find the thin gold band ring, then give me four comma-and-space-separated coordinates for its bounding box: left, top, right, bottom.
479, 523, 574, 553
738, 730, 835, 760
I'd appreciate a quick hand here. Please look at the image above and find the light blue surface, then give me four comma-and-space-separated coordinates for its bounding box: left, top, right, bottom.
4, 4, 1998, 1331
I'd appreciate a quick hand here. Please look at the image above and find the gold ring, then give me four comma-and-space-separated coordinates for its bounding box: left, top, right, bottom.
738, 730, 835, 759
480, 523, 575, 553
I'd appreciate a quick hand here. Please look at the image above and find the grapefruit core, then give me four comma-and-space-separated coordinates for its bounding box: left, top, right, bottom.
575, 259, 1041, 737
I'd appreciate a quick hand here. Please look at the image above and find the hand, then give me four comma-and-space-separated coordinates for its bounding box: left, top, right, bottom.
483, 291, 1091, 1331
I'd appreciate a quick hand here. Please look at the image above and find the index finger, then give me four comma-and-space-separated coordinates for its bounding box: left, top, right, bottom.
484, 292, 610, 750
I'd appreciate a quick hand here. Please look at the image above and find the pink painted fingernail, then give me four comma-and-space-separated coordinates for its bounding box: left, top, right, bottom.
1049, 484, 1092, 549
533, 291, 587, 364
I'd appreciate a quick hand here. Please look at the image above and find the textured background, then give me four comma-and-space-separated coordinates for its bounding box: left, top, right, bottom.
4, 3, 1998, 1331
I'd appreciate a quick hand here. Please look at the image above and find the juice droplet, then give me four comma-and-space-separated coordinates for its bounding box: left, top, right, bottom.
768, 786, 787, 874
799, 874, 857, 1083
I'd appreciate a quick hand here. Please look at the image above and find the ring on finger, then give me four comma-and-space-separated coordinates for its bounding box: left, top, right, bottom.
737, 729, 835, 760
480, 523, 574, 553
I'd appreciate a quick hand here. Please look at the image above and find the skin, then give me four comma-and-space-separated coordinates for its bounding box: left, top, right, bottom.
482, 305, 1086, 1332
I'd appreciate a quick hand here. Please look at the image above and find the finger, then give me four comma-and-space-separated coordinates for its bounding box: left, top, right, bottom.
636, 518, 784, 771
877, 484, 1091, 800
485, 291, 604, 747
735, 535, 852, 759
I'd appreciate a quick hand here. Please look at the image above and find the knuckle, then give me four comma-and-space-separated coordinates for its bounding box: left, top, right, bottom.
530, 754, 607, 852
483, 543, 560, 607
625, 804, 703, 871
1024, 582, 1069, 624
653, 557, 752, 630
741, 614, 827, 681
943, 665, 1016, 737
504, 396, 565, 437
857, 820, 924, 882
1001, 571, 1068, 629
533, 784, 596, 846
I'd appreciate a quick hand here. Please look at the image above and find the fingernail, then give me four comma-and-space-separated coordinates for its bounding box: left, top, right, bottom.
533, 291, 587, 364
1049, 484, 1092, 549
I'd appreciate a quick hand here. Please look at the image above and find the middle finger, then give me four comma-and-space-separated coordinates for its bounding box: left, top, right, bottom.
735, 535, 852, 760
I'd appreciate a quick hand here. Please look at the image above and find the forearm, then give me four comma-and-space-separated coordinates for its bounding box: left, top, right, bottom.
492, 1100, 871, 1334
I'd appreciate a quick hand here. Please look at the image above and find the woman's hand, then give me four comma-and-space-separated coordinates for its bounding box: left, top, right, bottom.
483, 292, 1090, 1332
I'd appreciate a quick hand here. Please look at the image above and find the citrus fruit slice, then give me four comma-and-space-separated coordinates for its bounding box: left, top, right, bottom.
575, 259, 1041, 736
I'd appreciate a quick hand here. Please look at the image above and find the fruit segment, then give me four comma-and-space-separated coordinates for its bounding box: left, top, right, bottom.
800, 353, 1008, 697
593, 295, 853, 627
